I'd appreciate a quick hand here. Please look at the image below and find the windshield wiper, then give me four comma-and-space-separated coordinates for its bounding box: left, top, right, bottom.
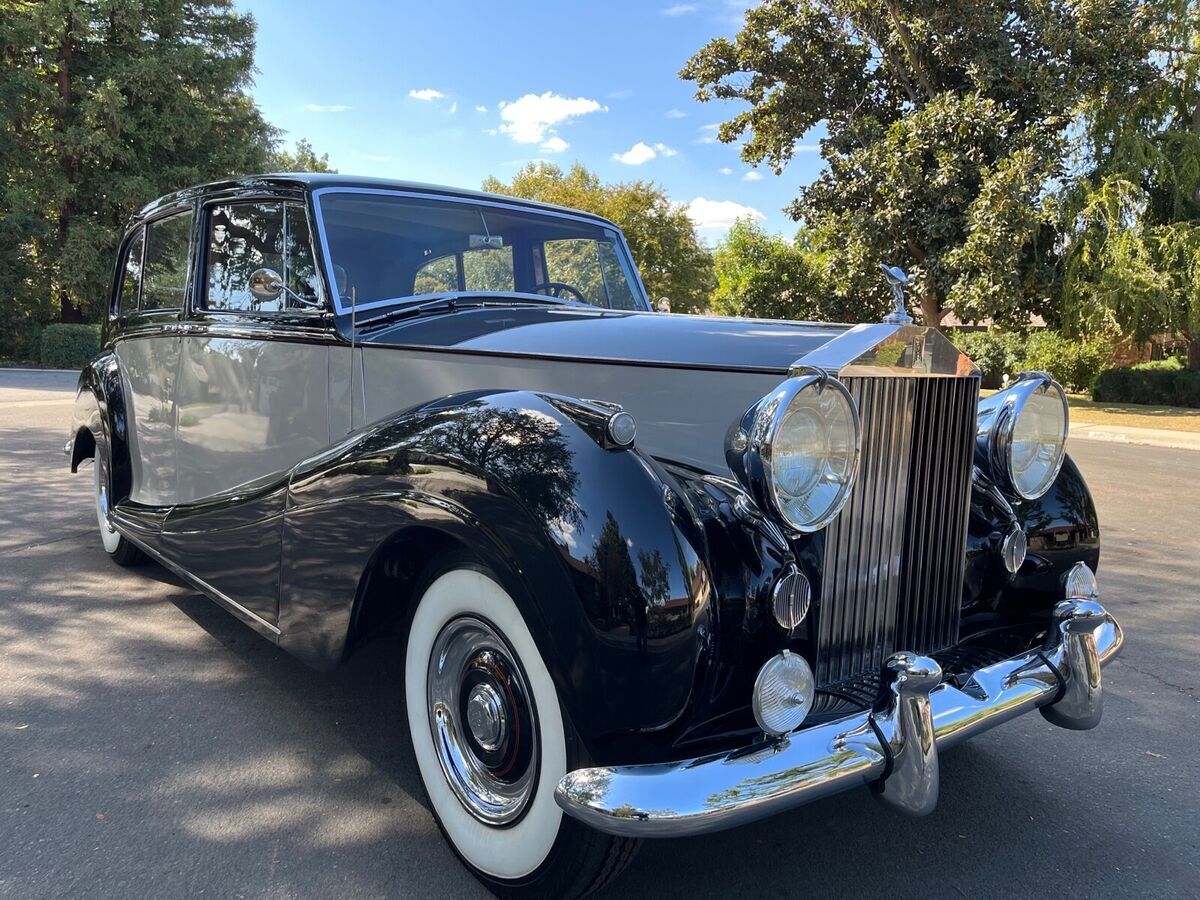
356, 294, 575, 333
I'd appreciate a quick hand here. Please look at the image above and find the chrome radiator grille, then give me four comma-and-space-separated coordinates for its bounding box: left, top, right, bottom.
815, 376, 979, 685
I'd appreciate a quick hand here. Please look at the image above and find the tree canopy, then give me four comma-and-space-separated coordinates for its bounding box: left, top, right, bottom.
0, 0, 328, 357
1059, 0, 1200, 366
482, 162, 714, 313
711, 219, 825, 320
268, 139, 335, 174
682, 0, 1154, 330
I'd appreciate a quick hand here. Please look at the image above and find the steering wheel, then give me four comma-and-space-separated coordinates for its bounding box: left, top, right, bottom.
535, 281, 588, 304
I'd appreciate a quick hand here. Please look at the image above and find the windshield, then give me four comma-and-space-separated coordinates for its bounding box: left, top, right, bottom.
314, 190, 648, 315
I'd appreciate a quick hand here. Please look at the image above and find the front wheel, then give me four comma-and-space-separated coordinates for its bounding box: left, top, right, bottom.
92, 452, 144, 566
404, 560, 638, 898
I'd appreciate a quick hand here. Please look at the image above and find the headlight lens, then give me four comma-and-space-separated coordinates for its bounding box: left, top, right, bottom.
977, 373, 1069, 501
1009, 382, 1068, 498
761, 376, 860, 532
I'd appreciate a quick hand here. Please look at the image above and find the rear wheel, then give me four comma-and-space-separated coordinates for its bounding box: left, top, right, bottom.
93, 452, 145, 566
404, 559, 638, 898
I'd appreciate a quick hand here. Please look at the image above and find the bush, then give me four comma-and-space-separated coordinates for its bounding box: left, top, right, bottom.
1092, 362, 1200, 408
950, 330, 1024, 389
1019, 330, 1115, 393
39, 324, 101, 369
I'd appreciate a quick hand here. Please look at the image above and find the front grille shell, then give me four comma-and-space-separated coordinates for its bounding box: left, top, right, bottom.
814, 375, 979, 685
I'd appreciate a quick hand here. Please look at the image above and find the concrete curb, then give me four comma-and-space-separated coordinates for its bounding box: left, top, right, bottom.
1073, 423, 1200, 452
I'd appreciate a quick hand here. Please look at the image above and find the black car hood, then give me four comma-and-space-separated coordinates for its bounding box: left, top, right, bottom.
354, 305, 849, 374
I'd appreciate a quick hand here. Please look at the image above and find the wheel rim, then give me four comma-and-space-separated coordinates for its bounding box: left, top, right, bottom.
93, 457, 120, 552
427, 615, 539, 826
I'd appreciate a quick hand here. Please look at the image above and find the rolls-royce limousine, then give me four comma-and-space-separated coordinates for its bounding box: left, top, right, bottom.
67, 174, 1122, 898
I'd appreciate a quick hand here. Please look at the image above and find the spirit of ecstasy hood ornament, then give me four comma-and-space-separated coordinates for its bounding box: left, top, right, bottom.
879, 263, 913, 324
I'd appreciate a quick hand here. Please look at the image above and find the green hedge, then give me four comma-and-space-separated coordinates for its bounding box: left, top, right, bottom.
39, 324, 101, 369
1092, 357, 1200, 408
950, 329, 1115, 393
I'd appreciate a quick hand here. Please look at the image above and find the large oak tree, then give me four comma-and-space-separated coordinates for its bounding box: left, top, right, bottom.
682, 0, 1153, 329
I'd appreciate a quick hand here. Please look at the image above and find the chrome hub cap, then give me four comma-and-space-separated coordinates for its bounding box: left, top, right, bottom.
466, 682, 506, 751
427, 616, 538, 825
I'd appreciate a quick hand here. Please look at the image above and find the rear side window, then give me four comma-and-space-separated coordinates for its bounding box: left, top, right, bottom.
204, 201, 322, 312
116, 228, 144, 316
141, 212, 192, 311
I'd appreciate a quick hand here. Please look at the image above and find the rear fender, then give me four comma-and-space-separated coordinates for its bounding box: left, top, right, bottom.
69, 353, 131, 502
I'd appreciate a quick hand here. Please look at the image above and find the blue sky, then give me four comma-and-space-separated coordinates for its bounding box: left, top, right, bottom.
240, 0, 827, 240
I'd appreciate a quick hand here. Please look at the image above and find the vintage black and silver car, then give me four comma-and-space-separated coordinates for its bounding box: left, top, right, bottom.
67, 174, 1122, 898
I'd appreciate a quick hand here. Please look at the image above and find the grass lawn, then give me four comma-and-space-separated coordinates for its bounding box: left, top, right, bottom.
1065, 394, 1200, 433
982, 388, 1200, 432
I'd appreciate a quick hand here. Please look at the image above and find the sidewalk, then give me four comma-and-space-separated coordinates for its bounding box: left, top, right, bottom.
1071, 422, 1200, 451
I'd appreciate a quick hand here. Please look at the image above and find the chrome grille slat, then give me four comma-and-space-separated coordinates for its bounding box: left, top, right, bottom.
816, 375, 979, 686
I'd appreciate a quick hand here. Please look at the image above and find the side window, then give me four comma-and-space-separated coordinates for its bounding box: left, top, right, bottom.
116, 228, 144, 317
142, 212, 192, 311
543, 239, 605, 306
463, 246, 514, 292
413, 254, 457, 294
205, 202, 322, 312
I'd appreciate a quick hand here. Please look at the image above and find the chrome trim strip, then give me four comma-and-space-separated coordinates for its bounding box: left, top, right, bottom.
554, 601, 1122, 837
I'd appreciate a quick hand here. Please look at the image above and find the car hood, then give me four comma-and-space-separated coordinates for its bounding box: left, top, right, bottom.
354, 305, 850, 374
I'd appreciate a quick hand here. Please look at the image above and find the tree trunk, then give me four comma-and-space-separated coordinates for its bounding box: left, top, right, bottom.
920, 292, 945, 331
1187, 334, 1200, 370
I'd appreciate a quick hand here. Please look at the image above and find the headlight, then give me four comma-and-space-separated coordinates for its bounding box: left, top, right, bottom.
728, 372, 860, 533
977, 372, 1069, 500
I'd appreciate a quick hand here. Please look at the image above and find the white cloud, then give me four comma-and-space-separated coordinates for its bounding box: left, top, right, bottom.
719, 166, 733, 175
653, 142, 678, 157
613, 141, 658, 165
696, 123, 720, 144
665, 109, 687, 119
304, 103, 351, 113
607, 88, 633, 100
539, 136, 569, 153
743, 170, 763, 181
686, 197, 765, 231
475, 104, 488, 113
498, 92, 606, 144
449, 101, 458, 114
409, 88, 445, 101
662, 3, 698, 15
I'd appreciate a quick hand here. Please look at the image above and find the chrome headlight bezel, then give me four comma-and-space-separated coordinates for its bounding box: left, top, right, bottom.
727, 371, 861, 534
976, 371, 1070, 501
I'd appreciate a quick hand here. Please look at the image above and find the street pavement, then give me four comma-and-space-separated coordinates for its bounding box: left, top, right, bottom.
1, 369, 1196, 899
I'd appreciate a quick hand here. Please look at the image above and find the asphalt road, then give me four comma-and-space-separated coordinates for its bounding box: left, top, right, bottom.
1, 369, 1197, 900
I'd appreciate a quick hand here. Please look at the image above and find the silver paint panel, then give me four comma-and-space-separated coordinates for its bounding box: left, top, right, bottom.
361, 346, 784, 474
175, 335, 331, 503
116, 332, 181, 505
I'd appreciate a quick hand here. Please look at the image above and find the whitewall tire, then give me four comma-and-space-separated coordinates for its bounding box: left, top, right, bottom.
404, 559, 638, 898
92, 452, 144, 566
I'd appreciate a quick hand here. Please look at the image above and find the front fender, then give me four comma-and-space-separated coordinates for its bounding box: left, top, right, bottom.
278, 390, 716, 763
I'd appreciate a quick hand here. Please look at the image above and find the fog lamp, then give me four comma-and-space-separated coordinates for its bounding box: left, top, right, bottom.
752, 650, 815, 737
1064, 562, 1099, 601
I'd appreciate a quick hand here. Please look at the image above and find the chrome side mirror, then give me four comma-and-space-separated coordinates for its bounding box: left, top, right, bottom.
249, 268, 285, 303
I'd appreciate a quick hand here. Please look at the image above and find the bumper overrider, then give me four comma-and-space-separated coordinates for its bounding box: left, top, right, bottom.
555, 591, 1123, 837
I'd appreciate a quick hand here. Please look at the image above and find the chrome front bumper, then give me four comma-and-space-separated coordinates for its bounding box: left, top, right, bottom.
555, 598, 1123, 837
